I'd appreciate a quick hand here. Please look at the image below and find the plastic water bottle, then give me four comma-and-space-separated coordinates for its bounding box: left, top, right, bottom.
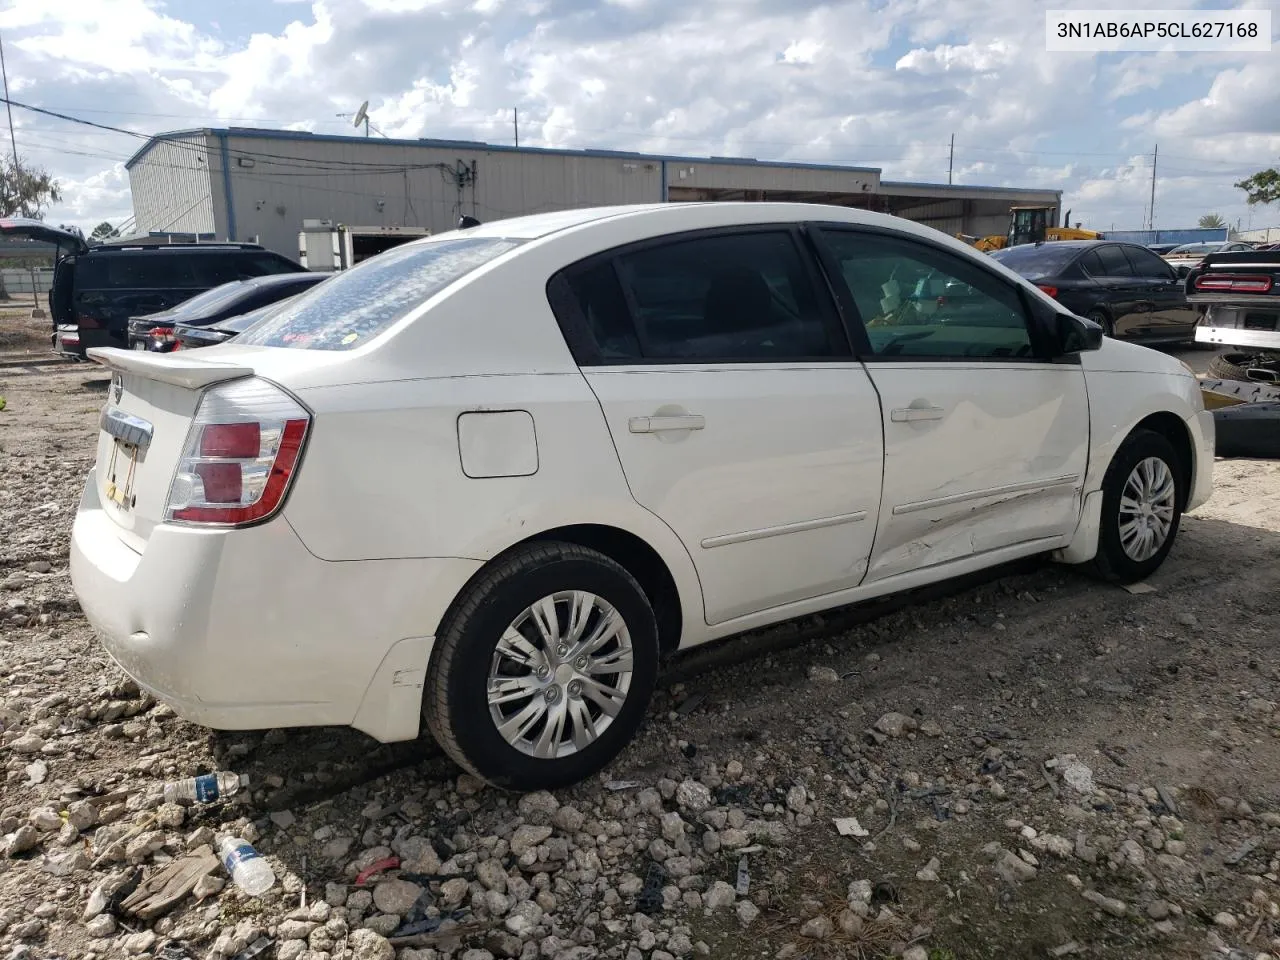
216, 835, 275, 896
163, 772, 248, 805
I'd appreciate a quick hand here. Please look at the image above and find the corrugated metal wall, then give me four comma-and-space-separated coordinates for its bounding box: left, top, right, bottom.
223, 136, 664, 256
1105, 228, 1227, 244
127, 134, 217, 236
669, 159, 879, 194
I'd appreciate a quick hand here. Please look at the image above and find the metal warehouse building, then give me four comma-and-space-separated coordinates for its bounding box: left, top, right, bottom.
125, 127, 1062, 257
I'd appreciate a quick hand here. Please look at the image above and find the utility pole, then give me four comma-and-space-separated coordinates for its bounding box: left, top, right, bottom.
1147, 144, 1158, 231
514, 108, 519, 148
0, 32, 19, 173
948, 133, 954, 185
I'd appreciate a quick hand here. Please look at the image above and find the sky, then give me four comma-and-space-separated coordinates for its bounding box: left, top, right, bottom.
0, 0, 1278, 236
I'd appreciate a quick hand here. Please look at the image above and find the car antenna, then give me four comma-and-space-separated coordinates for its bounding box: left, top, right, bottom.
457, 215, 481, 229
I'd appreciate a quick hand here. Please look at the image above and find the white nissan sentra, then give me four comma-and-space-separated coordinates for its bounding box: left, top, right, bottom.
71, 203, 1214, 790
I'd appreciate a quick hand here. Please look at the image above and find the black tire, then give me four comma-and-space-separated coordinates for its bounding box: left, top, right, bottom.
1091, 429, 1185, 584
1213, 402, 1280, 459
424, 541, 659, 791
1207, 351, 1280, 383
1087, 309, 1114, 338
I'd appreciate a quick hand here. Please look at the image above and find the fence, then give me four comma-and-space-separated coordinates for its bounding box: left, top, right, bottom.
0, 267, 54, 301
1238, 227, 1280, 243
1104, 228, 1228, 245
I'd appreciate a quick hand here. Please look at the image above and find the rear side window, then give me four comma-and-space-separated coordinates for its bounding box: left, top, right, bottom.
235, 237, 521, 350
76, 253, 198, 290
237, 252, 301, 278
1124, 245, 1175, 280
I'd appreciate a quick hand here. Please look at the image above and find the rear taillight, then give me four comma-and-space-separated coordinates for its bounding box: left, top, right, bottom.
1194, 274, 1273, 294
1037, 284, 1059, 299
165, 379, 310, 526
77, 314, 102, 330
148, 326, 177, 348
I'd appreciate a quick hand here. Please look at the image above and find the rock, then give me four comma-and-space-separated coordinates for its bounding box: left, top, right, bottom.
86, 914, 116, 938
5, 825, 38, 857
456, 773, 485, 796
1163, 839, 1186, 857
720, 829, 749, 850
675, 780, 713, 813
363, 914, 400, 936
785, 785, 806, 813
736, 900, 760, 928
1146, 900, 1171, 920
397, 836, 441, 874
510, 825, 553, 856
326, 882, 349, 907
24, 761, 47, 785
66, 800, 97, 831
837, 910, 864, 936
874, 712, 916, 738
1082, 890, 1127, 918
461, 951, 496, 960
155, 802, 185, 830
703, 881, 736, 910
194, 874, 225, 900
373, 879, 424, 916
270, 810, 296, 829
279, 921, 318, 941
125, 830, 165, 862
995, 849, 1037, 884
504, 900, 543, 937
1059, 759, 1095, 795
807, 666, 839, 684
553, 805, 584, 834
9, 733, 44, 754
918, 720, 943, 738
660, 812, 686, 843
903, 949, 928, 960
916, 857, 941, 882
798, 916, 833, 940
349, 928, 395, 960
277, 942, 307, 960
122, 931, 157, 955
517, 792, 560, 826
1213, 912, 1238, 930
441, 877, 470, 906
29, 807, 62, 832
477, 857, 509, 893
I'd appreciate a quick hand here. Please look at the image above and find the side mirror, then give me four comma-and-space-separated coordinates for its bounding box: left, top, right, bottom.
1055, 312, 1103, 355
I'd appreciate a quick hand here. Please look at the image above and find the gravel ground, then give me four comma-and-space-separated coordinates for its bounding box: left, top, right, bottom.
1, 311, 1278, 960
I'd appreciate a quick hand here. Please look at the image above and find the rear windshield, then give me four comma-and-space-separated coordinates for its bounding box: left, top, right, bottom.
235, 237, 522, 350
989, 244, 1082, 280
169, 280, 251, 317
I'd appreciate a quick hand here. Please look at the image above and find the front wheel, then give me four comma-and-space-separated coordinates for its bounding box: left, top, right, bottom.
1091, 429, 1185, 584
424, 542, 659, 791
1087, 309, 1115, 338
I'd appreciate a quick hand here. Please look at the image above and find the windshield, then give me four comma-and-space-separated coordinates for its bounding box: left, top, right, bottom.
235, 237, 523, 350
989, 244, 1082, 280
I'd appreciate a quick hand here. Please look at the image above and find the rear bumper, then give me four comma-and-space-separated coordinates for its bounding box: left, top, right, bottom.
70, 469, 482, 741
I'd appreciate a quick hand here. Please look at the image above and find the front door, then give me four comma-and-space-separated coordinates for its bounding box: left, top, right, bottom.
813, 226, 1090, 583
1123, 244, 1199, 336
1079, 245, 1150, 336
549, 228, 885, 626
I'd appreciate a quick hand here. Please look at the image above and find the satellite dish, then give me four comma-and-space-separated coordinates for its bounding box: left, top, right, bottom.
353, 101, 369, 129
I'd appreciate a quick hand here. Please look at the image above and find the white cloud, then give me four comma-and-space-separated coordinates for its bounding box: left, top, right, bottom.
1, 0, 1277, 236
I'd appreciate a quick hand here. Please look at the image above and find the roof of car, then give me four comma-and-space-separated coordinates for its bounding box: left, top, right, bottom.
241, 271, 324, 288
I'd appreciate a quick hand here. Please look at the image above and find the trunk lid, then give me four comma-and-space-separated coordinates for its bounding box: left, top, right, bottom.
87, 348, 255, 550
0, 218, 90, 256
1186, 251, 1280, 306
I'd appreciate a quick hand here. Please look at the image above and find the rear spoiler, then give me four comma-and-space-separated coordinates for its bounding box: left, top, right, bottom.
87, 347, 254, 390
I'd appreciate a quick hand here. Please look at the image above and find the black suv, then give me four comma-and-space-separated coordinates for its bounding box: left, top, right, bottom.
0, 219, 305, 359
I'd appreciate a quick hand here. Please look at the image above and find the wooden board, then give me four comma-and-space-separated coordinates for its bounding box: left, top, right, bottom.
120, 844, 220, 920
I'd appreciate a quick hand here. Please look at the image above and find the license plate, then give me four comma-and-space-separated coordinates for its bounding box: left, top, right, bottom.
104, 440, 140, 510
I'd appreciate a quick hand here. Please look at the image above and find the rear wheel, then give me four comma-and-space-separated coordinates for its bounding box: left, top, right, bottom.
1091, 429, 1185, 584
1086, 309, 1114, 338
1207, 351, 1280, 384
424, 542, 658, 791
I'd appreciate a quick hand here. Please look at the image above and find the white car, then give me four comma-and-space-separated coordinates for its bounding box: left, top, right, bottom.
1163, 240, 1254, 277
70, 203, 1214, 790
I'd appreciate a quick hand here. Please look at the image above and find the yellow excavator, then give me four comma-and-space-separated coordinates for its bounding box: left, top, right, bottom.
956, 206, 1102, 253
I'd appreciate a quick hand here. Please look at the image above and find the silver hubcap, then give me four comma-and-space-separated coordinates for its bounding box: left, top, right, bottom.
487, 591, 634, 759
1118, 457, 1177, 562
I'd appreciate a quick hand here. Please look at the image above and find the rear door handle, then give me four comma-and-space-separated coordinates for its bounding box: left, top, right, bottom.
890, 405, 945, 423
629, 415, 706, 434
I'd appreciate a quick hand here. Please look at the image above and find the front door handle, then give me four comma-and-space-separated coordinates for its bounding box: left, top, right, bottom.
629, 414, 706, 434
890, 405, 945, 423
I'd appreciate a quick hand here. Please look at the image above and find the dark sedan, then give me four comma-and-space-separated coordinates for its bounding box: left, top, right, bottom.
127, 271, 327, 352
172, 301, 282, 350
991, 240, 1198, 342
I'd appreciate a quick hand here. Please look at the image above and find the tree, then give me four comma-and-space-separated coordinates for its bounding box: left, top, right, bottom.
0, 156, 61, 219
90, 221, 120, 242
1198, 213, 1226, 229
1236, 165, 1280, 206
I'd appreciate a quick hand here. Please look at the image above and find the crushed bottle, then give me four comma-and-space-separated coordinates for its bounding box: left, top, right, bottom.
163, 772, 248, 805
216, 835, 275, 896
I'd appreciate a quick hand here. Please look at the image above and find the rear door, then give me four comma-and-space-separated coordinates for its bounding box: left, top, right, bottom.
1079, 245, 1148, 336
1123, 244, 1198, 336
549, 227, 886, 626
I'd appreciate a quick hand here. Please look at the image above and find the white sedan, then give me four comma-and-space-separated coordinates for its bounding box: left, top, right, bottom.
70, 202, 1214, 791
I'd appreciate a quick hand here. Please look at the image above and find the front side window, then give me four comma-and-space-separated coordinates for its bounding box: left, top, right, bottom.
236, 237, 521, 350
819, 229, 1035, 360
